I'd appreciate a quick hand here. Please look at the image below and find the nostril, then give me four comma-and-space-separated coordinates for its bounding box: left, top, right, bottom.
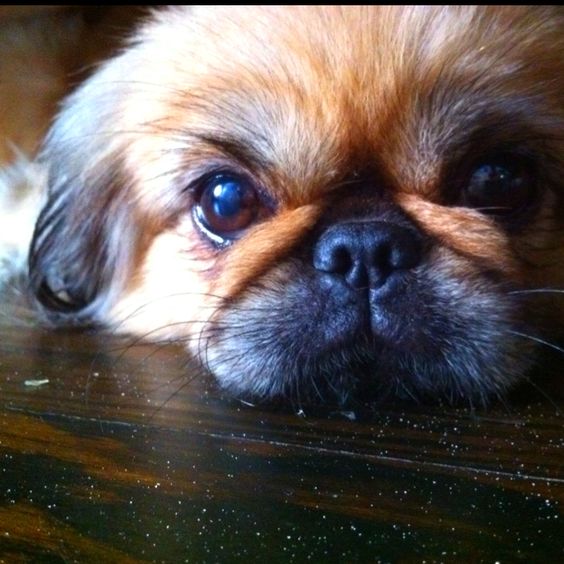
330, 245, 352, 275
313, 220, 423, 291
389, 234, 422, 270
372, 241, 391, 269
313, 240, 353, 274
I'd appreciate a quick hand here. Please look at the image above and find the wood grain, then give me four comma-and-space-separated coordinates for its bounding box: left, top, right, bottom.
0, 321, 562, 562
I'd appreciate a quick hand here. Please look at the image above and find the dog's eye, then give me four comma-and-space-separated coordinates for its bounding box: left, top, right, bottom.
462, 157, 536, 216
193, 174, 259, 244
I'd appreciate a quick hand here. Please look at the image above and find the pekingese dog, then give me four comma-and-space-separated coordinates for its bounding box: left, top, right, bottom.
3, 6, 564, 404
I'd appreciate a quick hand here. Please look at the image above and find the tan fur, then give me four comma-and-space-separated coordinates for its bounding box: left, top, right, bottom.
98, 7, 562, 332
396, 194, 518, 277
213, 204, 321, 298
3, 6, 563, 402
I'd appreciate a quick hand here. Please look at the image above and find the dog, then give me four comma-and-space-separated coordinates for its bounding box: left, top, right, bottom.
1, 6, 563, 405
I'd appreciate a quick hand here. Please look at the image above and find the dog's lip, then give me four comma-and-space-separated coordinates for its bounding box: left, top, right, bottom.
310, 270, 426, 354
298, 304, 424, 361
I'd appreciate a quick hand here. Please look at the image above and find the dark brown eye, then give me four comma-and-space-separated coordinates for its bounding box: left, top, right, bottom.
463, 157, 536, 217
193, 174, 259, 245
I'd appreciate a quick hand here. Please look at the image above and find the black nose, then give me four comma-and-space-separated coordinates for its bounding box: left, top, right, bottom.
313, 221, 422, 290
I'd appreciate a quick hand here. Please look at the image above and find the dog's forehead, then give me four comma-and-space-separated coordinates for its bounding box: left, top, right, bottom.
131, 6, 563, 203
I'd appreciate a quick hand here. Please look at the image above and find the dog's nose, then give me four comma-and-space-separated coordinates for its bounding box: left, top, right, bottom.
313, 221, 422, 290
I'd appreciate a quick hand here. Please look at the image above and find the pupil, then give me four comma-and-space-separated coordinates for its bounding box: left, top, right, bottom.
477, 165, 509, 190
212, 181, 243, 217
196, 174, 259, 241
464, 157, 534, 218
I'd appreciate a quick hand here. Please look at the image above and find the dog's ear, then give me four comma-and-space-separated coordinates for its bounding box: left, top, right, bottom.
29, 164, 134, 325
28, 80, 138, 325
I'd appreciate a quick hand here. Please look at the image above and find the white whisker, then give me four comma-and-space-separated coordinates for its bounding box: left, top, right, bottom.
509, 289, 564, 296
509, 330, 564, 356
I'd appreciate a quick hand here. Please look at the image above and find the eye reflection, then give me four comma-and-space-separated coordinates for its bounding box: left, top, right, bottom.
463, 157, 536, 216
193, 174, 260, 244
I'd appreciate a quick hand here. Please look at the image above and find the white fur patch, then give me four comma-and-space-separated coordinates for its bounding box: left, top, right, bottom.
0, 155, 47, 287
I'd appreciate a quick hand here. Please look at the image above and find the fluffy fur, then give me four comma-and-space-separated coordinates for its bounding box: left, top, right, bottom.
2, 6, 564, 404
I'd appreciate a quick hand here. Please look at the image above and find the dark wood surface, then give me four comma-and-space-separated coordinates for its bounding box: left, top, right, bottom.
0, 317, 562, 563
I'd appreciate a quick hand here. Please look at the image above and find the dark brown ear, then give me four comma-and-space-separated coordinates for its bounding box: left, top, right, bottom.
27, 65, 140, 326
25, 8, 176, 326
28, 156, 135, 325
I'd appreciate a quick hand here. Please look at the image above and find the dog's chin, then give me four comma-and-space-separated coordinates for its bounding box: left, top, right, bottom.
199, 257, 530, 407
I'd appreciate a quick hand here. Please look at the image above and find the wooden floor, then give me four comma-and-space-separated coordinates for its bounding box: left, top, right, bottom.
0, 316, 563, 562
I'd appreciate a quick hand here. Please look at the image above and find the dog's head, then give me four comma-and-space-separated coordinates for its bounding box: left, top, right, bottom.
29, 6, 564, 403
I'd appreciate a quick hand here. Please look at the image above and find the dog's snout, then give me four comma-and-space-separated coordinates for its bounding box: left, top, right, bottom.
313, 221, 422, 290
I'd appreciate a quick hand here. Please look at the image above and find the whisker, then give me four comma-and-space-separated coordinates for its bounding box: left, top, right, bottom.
518, 372, 562, 415
110, 291, 228, 332
508, 289, 564, 295
86, 317, 226, 396
147, 364, 208, 424
508, 330, 564, 356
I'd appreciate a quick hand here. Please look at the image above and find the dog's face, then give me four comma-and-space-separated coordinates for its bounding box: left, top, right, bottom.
29, 6, 564, 404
